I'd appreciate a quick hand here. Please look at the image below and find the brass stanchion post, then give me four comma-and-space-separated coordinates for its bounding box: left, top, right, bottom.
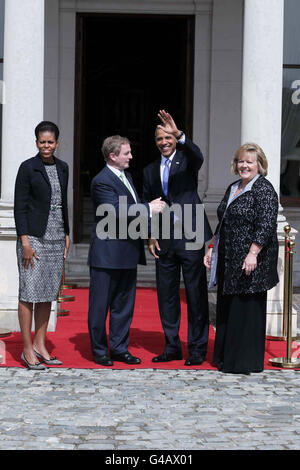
57, 264, 75, 317
267, 224, 290, 341
60, 265, 77, 290
282, 225, 290, 339
270, 240, 300, 368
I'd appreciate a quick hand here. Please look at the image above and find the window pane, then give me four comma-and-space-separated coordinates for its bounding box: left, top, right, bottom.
283, 68, 300, 89
281, 68, 300, 198
284, 0, 300, 65
0, 0, 4, 59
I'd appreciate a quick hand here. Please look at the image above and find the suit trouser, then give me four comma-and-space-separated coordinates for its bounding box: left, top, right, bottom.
88, 267, 137, 358
155, 239, 209, 357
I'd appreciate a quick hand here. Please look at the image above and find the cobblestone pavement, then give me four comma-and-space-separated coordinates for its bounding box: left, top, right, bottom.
0, 367, 300, 451
1, 292, 299, 453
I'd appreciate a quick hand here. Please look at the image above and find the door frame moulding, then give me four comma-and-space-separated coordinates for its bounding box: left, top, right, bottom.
59, 0, 212, 15
72, 11, 196, 242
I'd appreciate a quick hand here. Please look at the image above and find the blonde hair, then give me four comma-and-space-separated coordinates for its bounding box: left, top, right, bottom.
231, 143, 268, 176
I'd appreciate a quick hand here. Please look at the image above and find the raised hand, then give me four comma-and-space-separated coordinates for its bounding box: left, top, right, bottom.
157, 110, 180, 137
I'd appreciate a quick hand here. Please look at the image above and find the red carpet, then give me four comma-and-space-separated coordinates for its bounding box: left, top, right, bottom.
0, 287, 298, 370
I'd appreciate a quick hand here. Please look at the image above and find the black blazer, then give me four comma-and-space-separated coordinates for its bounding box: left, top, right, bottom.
143, 137, 213, 253
216, 175, 279, 295
14, 154, 69, 237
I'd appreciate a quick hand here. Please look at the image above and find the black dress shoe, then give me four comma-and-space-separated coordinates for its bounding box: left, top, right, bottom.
223, 370, 250, 375
212, 361, 224, 371
111, 352, 141, 364
152, 352, 182, 363
184, 355, 205, 366
95, 355, 113, 366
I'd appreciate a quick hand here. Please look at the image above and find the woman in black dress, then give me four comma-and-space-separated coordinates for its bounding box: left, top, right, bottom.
14, 121, 70, 370
204, 143, 279, 374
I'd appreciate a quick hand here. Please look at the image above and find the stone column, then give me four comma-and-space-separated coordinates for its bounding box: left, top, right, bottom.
241, 0, 297, 337
0, 0, 57, 331
204, 0, 244, 230
241, 0, 283, 193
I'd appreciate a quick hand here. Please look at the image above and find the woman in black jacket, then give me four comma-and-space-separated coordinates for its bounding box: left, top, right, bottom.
14, 121, 69, 370
204, 143, 279, 374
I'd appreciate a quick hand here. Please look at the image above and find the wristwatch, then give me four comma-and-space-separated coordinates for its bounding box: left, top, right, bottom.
176, 131, 184, 140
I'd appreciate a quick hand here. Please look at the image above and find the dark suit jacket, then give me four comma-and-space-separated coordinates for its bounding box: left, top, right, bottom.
88, 166, 150, 269
14, 154, 69, 237
143, 137, 212, 253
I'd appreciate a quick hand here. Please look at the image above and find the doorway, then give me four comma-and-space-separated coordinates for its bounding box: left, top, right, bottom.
74, 13, 195, 242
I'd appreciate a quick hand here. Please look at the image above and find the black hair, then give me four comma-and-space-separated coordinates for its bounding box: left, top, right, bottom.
35, 121, 60, 140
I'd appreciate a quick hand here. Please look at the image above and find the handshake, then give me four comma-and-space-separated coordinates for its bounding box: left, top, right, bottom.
149, 197, 167, 214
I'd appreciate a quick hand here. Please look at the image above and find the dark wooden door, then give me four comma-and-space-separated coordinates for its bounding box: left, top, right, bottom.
74, 13, 194, 242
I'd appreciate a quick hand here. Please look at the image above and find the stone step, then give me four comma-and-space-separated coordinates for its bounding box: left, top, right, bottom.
65, 242, 158, 287
68, 243, 155, 261
69, 243, 89, 258
66, 259, 155, 275
63, 274, 158, 288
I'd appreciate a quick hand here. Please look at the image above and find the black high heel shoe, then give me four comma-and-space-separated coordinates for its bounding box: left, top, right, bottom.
21, 352, 46, 370
34, 350, 63, 365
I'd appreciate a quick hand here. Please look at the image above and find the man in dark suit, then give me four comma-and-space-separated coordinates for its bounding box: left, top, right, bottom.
88, 135, 165, 366
143, 110, 213, 366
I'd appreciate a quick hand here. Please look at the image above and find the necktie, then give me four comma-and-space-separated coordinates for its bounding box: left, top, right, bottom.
120, 172, 136, 201
162, 159, 171, 196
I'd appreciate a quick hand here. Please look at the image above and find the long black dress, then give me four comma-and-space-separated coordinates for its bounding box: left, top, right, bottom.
213, 233, 267, 374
